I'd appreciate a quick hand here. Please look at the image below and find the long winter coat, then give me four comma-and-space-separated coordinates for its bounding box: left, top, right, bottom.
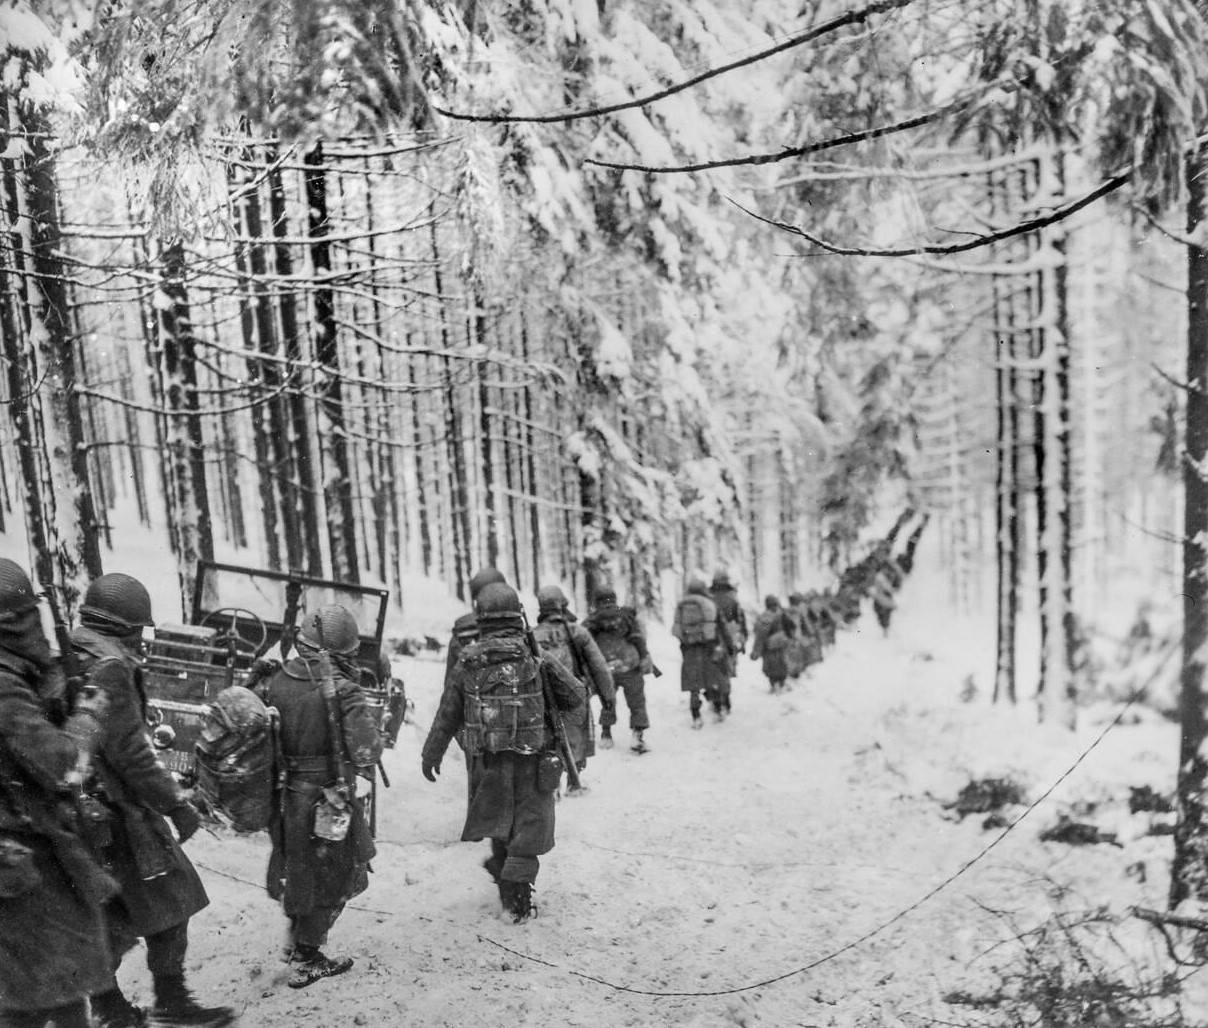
422, 628, 584, 856
709, 585, 748, 677
750, 609, 794, 683
531, 614, 614, 767
257, 656, 382, 919
0, 626, 117, 1013
71, 625, 209, 941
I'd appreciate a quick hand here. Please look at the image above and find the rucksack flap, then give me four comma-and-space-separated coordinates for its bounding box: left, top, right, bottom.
195, 685, 276, 832
459, 636, 545, 755
531, 621, 582, 680
676, 596, 717, 646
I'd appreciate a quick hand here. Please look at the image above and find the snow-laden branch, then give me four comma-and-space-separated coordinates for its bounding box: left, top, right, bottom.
730, 172, 1131, 258
433, 0, 918, 125
587, 104, 954, 175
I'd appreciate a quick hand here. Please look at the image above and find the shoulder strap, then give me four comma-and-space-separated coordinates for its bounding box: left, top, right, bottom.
562, 623, 584, 679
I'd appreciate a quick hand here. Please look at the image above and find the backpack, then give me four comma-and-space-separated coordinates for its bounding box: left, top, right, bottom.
588, 609, 642, 675
194, 685, 278, 833
531, 620, 583, 682
459, 635, 545, 755
676, 595, 717, 646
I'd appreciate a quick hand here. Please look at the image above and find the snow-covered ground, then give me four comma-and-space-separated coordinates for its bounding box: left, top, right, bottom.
90, 558, 1202, 1027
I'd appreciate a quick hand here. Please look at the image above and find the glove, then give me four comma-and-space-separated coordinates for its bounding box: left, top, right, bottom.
168, 802, 201, 844
639, 654, 653, 675
422, 757, 441, 783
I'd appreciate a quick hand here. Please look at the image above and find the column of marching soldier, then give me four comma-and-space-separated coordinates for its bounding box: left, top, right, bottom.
0, 517, 927, 1027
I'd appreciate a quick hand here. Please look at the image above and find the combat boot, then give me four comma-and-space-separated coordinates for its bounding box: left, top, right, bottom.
287, 946, 354, 989
599, 726, 614, 749
504, 880, 536, 923
630, 730, 648, 754
91, 987, 147, 1028
150, 976, 235, 1026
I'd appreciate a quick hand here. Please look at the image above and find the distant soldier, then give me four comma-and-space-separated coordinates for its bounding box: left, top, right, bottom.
750, 595, 795, 694
672, 576, 727, 728
0, 560, 117, 1028
70, 573, 233, 1028
378, 651, 407, 750
808, 590, 839, 653
584, 586, 653, 754
709, 571, 747, 715
421, 584, 584, 922
256, 605, 382, 988
869, 565, 898, 637
531, 585, 614, 791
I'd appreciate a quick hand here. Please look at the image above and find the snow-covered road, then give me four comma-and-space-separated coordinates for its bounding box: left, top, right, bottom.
118, 591, 1193, 1027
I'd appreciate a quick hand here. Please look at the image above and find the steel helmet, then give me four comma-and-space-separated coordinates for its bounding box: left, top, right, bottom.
593, 586, 617, 607
80, 573, 154, 630
468, 567, 507, 601
297, 604, 360, 655
0, 559, 38, 618
475, 583, 524, 626
536, 584, 568, 614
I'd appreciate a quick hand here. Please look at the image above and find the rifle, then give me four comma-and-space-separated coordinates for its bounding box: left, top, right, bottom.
525, 628, 582, 792
313, 651, 356, 840
40, 580, 81, 724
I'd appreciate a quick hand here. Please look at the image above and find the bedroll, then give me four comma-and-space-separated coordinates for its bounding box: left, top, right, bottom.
195, 685, 277, 832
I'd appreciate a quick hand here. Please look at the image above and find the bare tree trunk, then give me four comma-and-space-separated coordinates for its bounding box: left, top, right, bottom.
306, 143, 359, 581
266, 149, 324, 574
157, 240, 214, 608
992, 167, 1019, 705
1171, 144, 1208, 909
7, 95, 102, 589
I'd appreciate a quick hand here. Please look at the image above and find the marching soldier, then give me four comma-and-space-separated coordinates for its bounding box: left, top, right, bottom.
531, 585, 614, 791
584, 587, 653, 754
255, 605, 382, 988
708, 571, 747, 714
0, 560, 116, 1028
71, 573, 233, 1028
421, 583, 583, 922
672, 576, 728, 727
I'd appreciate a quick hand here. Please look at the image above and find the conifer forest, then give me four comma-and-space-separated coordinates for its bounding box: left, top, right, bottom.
4, 1, 1208, 1025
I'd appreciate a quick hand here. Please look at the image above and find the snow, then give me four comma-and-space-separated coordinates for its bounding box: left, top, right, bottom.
10, 526, 1183, 1025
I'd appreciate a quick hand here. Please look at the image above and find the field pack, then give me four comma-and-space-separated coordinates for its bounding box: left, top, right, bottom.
459, 636, 546, 755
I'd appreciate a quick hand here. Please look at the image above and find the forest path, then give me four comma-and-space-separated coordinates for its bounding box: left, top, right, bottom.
129, 589, 1179, 1027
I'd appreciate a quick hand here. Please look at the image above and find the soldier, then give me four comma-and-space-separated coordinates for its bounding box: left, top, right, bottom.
671, 576, 728, 728
708, 571, 747, 713
530, 585, 614, 792
750, 595, 794, 694
70, 573, 233, 1028
378, 651, 407, 750
255, 605, 382, 989
583, 586, 653, 754
445, 568, 508, 678
444, 568, 508, 802
0, 560, 117, 1028
421, 583, 584, 922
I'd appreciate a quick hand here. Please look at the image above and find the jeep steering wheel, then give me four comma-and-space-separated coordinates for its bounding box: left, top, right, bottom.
200, 607, 269, 658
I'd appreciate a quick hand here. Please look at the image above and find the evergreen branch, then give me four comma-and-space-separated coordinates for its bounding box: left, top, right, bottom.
433, 0, 917, 125
730, 172, 1131, 258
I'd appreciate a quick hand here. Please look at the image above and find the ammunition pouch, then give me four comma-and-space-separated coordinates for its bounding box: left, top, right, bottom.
0, 833, 40, 898
536, 750, 564, 794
